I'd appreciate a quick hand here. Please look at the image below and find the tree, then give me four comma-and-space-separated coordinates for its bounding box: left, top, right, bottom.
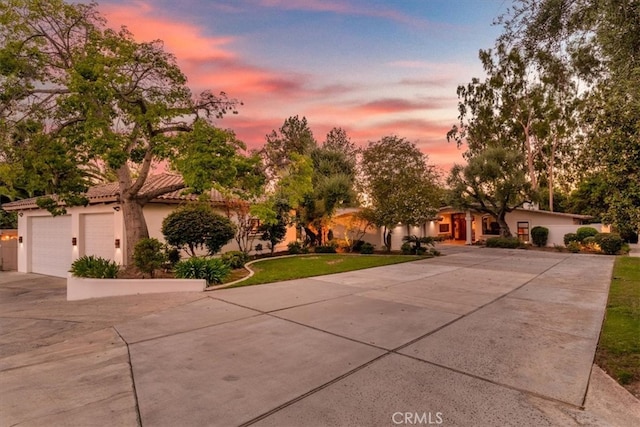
0, 0, 243, 264
218, 152, 267, 253
262, 116, 316, 177
259, 211, 288, 255
496, 0, 640, 234
359, 136, 441, 251
161, 204, 236, 257
447, 42, 579, 211
447, 146, 534, 237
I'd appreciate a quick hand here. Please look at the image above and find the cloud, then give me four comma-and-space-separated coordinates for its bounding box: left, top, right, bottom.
248, 0, 439, 30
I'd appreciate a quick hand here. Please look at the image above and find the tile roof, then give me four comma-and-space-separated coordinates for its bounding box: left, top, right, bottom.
2, 173, 228, 211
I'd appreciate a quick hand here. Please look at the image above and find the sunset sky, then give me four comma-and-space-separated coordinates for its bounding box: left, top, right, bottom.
98, 0, 512, 171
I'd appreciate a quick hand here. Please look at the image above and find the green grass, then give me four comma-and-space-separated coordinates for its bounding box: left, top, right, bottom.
227, 254, 424, 288
596, 256, 640, 393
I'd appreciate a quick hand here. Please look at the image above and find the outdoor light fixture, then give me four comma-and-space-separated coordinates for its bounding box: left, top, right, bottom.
115, 238, 120, 249
18, 236, 23, 243
18, 212, 23, 217
113, 206, 120, 212
72, 237, 77, 246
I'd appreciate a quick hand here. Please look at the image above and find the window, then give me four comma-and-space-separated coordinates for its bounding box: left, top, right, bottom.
439, 223, 450, 233
482, 216, 500, 235
517, 221, 530, 242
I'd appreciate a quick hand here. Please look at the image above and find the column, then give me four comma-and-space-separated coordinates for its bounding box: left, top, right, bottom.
465, 210, 473, 245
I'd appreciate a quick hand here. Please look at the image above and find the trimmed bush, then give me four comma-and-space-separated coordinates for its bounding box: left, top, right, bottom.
165, 247, 181, 268
567, 241, 581, 253
162, 204, 236, 256
576, 226, 598, 242
221, 251, 250, 269
70, 255, 119, 278
531, 226, 549, 247
594, 233, 623, 255
400, 242, 412, 255
314, 244, 337, 253
360, 242, 374, 254
133, 238, 166, 277
564, 233, 579, 246
582, 236, 598, 251
174, 257, 231, 285
486, 236, 521, 248
352, 240, 366, 252
287, 241, 304, 254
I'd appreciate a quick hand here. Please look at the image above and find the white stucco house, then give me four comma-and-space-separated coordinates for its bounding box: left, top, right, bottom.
330, 204, 603, 251
2, 173, 296, 278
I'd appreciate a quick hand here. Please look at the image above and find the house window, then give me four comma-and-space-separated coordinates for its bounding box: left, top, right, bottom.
439, 223, 450, 233
517, 221, 530, 242
482, 216, 500, 235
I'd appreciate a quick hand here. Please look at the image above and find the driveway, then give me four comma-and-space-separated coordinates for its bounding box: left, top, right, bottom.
2, 247, 639, 426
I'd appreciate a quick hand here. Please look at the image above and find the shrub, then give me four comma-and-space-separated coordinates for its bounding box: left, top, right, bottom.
314, 244, 337, 253
531, 226, 549, 247
576, 226, 598, 242
254, 243, 263, 254
174, 257, 231, 286
594, 233, 623, 255
567, 241, 581, 253
165, 246, 181, 269
288, 241, 303, 254
133, 238, 166, 277
360, 242, 374, 254
428, 248, 441, 256
400, 242, 412, 255
221, 251, 250, 269
485, 237, 521, 248
553, 244, 564, 252
70, 255, 119, 278
162, 204, 236, 256
582, 236, 598, 251
352, 240, 366, 252
401, 235, 437, 255
564, 233, 579, 246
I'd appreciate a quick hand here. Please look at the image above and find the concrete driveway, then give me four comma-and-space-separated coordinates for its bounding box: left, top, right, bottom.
2, 247, 639, 426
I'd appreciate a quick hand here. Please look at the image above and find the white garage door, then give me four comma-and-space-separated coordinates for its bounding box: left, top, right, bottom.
30, 215, 72, 277
82, 213, 115, 260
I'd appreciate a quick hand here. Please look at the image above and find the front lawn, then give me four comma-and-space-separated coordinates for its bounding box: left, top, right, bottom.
226, 254, 424, 288
596, 256, 640, 398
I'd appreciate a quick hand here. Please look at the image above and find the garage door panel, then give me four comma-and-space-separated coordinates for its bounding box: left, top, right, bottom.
30, 215, 72, 278
82, 213, 115, 260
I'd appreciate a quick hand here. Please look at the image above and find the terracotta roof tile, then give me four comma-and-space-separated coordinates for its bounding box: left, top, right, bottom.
2, 173, 227, 211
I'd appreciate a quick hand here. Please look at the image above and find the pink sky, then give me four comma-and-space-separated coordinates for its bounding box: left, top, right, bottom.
99, 1, 508, 172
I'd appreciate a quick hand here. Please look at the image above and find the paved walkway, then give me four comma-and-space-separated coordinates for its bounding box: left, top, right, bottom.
2, 247, 639, 426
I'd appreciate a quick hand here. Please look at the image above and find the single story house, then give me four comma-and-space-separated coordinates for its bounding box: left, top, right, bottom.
2, 173, 296, 278
330, 205, 604, 250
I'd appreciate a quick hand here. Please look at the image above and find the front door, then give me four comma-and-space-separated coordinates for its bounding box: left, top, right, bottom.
451, 214, 467, 241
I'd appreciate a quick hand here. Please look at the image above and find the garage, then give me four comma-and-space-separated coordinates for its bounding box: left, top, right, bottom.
81, 213, 115, 260
29, 215, 72, 278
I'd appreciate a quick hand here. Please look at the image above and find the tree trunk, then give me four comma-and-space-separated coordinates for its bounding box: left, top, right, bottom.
497, 212, 512, 237
548, 137, 556, 212
121, 197, 149, 266
383, 226, 392, 252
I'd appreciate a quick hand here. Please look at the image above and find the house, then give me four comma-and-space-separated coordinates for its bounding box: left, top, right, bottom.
1, 173, 296, 278
330, 205, 603, 250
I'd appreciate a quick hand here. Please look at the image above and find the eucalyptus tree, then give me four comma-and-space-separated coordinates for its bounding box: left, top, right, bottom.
496, 0, 640, 235
0, 0, 245, 263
